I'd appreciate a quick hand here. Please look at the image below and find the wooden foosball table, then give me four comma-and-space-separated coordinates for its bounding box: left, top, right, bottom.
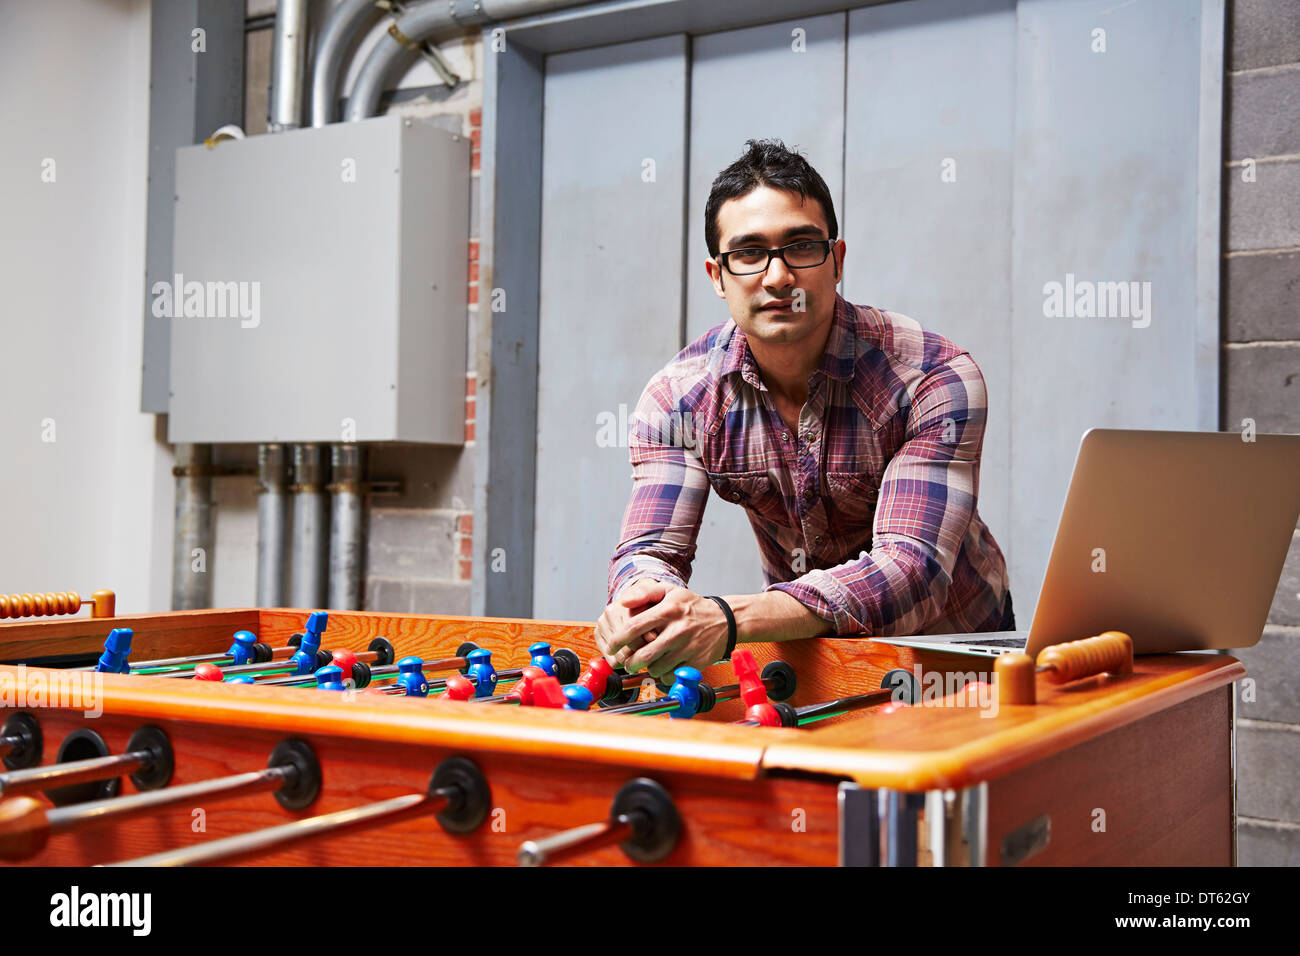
0, 591, 1243, 866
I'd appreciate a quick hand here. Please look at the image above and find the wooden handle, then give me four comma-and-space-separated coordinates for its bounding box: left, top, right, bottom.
91, 589, 116, 618
0, 589, 114, 619
0, 797, 52, 861
996, 652, 1037, 705
1037, 631, 1133, 684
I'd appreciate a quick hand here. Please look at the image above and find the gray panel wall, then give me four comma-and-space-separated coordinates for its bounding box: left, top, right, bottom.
527, 0, 1216, 626
142, 0, 245, 413
476, 40, 545, 618
686, 13, 847, 598
1009, 0, 1213, 621
532, 36, 690, 619
842, 0, 1015, 588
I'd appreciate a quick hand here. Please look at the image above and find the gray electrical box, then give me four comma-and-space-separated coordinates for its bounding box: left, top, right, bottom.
166, 115, 468, 444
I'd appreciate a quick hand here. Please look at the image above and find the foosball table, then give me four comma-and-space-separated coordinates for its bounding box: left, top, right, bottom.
0, 590, 1243, 866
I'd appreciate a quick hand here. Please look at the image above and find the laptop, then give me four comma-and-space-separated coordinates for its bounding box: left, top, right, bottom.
873, 428, 1300, 659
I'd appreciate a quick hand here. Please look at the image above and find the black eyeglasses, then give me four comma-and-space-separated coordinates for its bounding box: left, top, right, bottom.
717, 239, 834, 276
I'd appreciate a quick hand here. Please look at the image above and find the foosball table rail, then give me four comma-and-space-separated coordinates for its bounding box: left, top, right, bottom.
0, 692, 842, 866
0, 607, 1246, 866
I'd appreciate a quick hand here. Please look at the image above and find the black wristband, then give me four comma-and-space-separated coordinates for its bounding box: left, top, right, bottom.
703, 595, 737, 661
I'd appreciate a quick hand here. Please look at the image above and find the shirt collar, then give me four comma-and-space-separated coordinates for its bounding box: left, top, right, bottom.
719, 293, 857, 391
816, 294, 858, 383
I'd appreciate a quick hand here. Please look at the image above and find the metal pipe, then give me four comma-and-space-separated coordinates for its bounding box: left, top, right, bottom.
256, 443, 289, 606
327, 444, 366, 610
310, 0, 385, 128
0, 753, 147, 799
259, 0, 309, 604
269, 0, 309, 130
107, 791, 435, 867
290, 444, 329, 608
518, 818, 628, 866
345, 0, 592, 122
0, 767, 293, 861
172, 444, 214, 610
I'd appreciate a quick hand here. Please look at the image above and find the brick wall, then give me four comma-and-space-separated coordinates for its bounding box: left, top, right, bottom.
1221, 0, 1300, 866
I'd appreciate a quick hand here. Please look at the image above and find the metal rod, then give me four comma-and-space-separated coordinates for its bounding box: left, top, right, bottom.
158, 659, 298, 679
791, 689, 894, 721
105, 790, 444, 867
391, 656, 473, 683
136, 645, 295, 673
434, 663, 521, 687
368, 659, 521, 693
75, 644, 294, 674
255, 649, 383, 686
517, 815, 632, 866
48, 767, 292, 837
734, 689, 895, 727
0, 752, 145, 798
133, 651, 233, 670
596, 696, 682, 717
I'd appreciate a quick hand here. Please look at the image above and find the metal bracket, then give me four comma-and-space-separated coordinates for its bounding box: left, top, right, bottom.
364, 479, 404, 498
999, 812, 1050, 866
387, 23, 462, 87
886, 790, 925, 866
837, 782, 879, 867
925, 783, 988, 866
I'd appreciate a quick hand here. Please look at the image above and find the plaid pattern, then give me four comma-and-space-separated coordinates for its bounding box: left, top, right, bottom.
607, 293, 1010, 636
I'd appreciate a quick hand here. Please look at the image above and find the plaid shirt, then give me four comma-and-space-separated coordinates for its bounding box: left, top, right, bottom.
607, 294, 1010, 636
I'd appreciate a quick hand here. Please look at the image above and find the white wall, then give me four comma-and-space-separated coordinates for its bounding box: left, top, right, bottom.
0, 0, 173, 615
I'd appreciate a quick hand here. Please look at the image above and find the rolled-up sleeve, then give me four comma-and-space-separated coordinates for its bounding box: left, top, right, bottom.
767, 353, 987, 635
606, 376, 711, 604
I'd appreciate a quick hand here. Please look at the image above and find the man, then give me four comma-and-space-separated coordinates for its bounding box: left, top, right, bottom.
596, 139, 1011, 681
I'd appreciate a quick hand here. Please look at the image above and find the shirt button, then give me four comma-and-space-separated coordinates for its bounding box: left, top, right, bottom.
781, 431, 791, 442
803, 487, 816, 501
730, 492, 741, 501
814, 535, 824, 544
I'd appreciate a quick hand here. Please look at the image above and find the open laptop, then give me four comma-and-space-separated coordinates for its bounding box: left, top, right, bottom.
873, 428, 1300, 659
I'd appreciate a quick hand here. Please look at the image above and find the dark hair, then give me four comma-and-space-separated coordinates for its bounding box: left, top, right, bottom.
704, 138, 838, 259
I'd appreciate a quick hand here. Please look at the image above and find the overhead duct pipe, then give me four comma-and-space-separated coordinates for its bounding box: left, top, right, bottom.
269, 0, 310, 130
310, 0, 386, 128
262, 0, 317, 609
344, 0, 593, 122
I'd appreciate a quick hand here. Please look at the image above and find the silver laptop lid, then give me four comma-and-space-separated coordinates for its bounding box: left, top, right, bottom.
1024, 429, 1300, 658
